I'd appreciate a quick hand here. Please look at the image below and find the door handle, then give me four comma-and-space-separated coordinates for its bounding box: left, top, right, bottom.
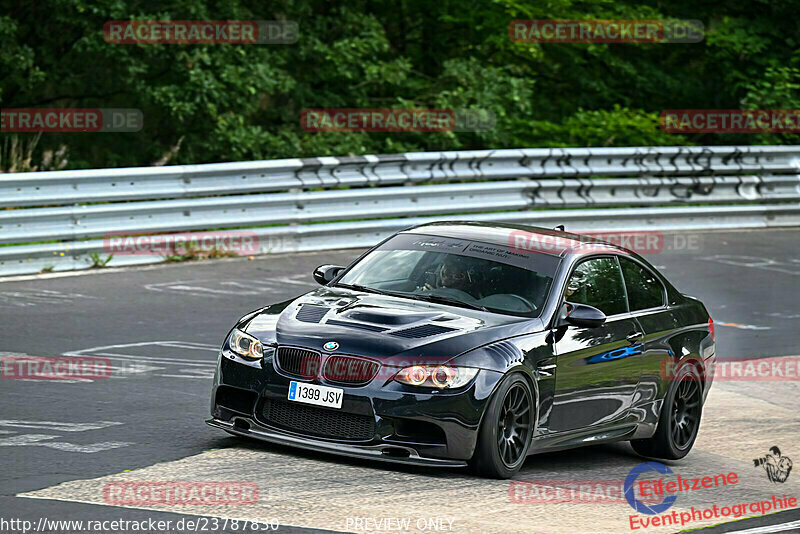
626, 331, 644, 344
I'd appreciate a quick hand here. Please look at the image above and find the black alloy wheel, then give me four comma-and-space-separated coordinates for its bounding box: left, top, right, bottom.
630, 362, 704, 460
472, 373, 534, 478
498, 382, 532, 467
671, 377, 701, 450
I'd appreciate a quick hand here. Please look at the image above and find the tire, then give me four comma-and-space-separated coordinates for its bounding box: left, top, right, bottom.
471, 373, 534, 479
631, 363, 703, 460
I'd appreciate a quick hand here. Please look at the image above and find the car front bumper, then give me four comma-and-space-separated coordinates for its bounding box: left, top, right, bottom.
209, 349, 503, 466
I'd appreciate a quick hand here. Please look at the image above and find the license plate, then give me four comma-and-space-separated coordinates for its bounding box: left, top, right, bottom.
287, 381, 343, 409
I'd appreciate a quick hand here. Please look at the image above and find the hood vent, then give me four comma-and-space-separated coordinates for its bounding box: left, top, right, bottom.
296, 304, 330, 323
390, 324, 457, 338
326, 319, 387, 332
347, 310, 434, 326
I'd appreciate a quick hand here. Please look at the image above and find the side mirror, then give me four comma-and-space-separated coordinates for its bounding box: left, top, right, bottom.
563, 302, 606, 328
313, 264, 344, 285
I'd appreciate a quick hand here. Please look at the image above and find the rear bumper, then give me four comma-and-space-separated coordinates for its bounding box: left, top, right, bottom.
206, 416, 467, 467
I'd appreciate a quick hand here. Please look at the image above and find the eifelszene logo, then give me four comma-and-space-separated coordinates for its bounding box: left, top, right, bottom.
754, 446, 793, 483
624, 462, 678, 515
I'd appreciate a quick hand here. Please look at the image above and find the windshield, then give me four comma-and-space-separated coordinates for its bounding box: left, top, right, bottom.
337, 233, 559, 317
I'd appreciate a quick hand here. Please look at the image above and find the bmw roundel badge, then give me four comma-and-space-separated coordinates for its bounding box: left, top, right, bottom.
323, 341, 339, 351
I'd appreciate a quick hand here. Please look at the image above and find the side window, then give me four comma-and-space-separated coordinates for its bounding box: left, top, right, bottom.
565, 257, 628, 316
620, 257, 665, 311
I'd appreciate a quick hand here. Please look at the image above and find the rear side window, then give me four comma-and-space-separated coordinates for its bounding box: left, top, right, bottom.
565, 257, 628, 316
620, 257, 664, 311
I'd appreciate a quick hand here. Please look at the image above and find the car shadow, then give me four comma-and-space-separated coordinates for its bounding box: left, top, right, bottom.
205, 432, 654, 481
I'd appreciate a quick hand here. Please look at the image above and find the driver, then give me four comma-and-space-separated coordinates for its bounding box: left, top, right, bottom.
425, 255, 472, 292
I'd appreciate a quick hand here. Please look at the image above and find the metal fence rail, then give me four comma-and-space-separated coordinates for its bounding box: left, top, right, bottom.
1, 145, 799, 276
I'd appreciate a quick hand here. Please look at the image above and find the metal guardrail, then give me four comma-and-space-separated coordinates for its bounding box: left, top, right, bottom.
1, 145, 799, 276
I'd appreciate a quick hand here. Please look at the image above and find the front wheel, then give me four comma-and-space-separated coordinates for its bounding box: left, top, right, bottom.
631, 363, 703, 459
471, 373, 534, 479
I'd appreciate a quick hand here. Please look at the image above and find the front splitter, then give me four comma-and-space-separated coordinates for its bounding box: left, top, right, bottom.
206, 417, 468, 468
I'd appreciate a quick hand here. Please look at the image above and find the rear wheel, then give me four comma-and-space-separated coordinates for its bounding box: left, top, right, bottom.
631, 363, 703, 459
471, 373, 534, 478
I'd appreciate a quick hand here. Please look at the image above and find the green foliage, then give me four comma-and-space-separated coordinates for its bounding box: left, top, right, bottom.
162, 244, 238, 262
1, 0, 798, 169
86, 251, 113, 268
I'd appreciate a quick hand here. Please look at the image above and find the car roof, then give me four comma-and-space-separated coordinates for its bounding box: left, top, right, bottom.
402, 221, 626, 258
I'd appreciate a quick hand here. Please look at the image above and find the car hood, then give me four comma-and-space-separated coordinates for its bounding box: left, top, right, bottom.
243, 286, 543, 365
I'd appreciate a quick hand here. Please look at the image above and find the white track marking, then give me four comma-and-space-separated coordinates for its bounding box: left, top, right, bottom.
0, 434, 132, 453
157, 369, 215, 379
701, 255, 800, 276
0, 421, 122, 432
155, 341, 219, 352
0, 434, 57, 445
219, 281, 265, 289
85, 352, 216, 366
759, 311, 800, 319
58, 341, 219, 380
258, 276, 316, 287
37, 441, 133, 453
0, 289, 99, 308
65, 340, 213, 356
169, 284, 261, 295
143, 275, 314, 297
109, 362, 166, 376
0, 420, 133, 453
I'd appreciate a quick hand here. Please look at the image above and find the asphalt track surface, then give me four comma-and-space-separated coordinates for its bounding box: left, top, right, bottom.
1, 228, 799, 533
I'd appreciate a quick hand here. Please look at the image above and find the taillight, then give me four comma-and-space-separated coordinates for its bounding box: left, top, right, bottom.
708, 317, 715, 341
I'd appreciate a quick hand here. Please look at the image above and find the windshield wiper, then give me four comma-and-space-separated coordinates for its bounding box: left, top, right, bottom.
334, 283, 393, 296
402, 293, 489, 312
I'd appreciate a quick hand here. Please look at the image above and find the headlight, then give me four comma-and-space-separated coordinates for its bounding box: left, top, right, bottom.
228, 328, 263, 360
394, 365, 478, 389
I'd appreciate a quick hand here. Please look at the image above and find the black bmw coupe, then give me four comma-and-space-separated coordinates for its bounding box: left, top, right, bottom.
208, 222, 715, 478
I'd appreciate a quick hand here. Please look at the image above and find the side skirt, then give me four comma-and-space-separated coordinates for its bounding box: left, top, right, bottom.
527, 423, 641, 456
